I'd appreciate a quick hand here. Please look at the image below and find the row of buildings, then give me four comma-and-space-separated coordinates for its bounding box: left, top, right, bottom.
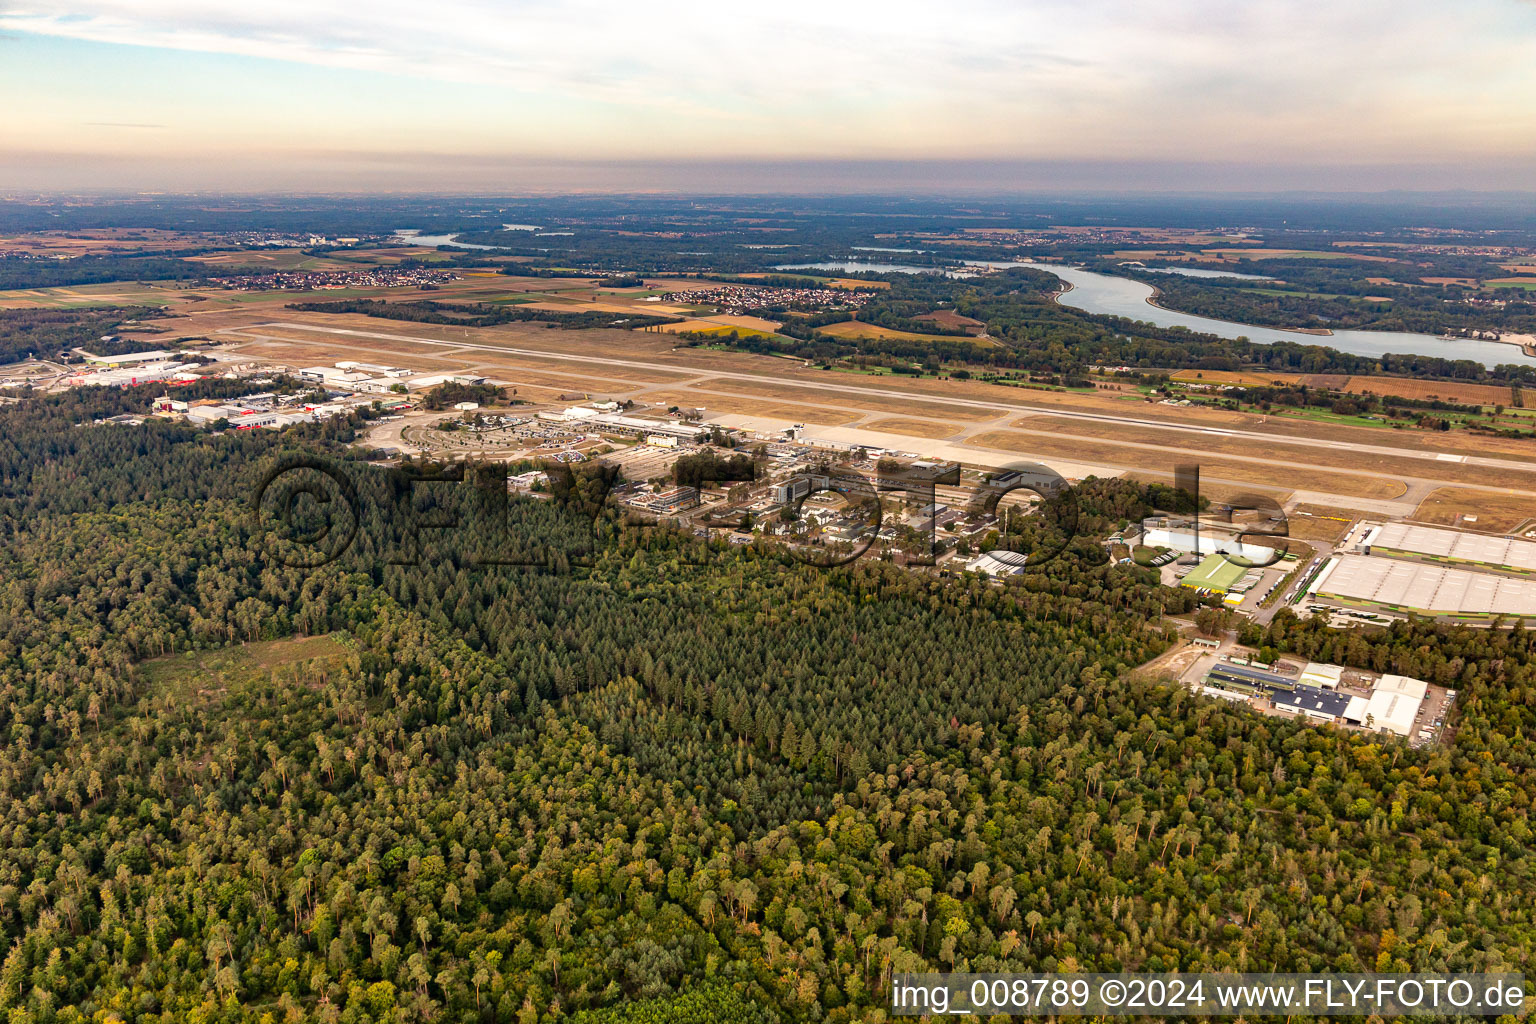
1200, 656, 1440, 740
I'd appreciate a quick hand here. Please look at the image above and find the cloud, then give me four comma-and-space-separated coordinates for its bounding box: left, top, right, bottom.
2, 0, 1535, 164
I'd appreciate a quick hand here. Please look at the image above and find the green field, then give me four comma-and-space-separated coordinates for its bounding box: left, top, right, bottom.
139, 633, 350, 703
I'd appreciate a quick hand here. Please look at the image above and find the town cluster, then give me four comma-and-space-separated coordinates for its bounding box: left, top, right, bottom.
209, 268, 458, 291
661, 284, 873, 314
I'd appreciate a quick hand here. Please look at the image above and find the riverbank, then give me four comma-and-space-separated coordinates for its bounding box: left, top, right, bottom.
1026, 259, 1536, 367
1143, 288, 1334, 337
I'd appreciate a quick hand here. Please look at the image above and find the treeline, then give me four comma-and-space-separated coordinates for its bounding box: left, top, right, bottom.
288, 298, 681, 331
672, 450, 755, 489
0, 307, 166, 364
420, 381, 504, 410
0, 254, 216, 290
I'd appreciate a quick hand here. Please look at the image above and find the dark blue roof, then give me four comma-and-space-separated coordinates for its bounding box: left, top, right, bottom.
1272, 684, 1351, 718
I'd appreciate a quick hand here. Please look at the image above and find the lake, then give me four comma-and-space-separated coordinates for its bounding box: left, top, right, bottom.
988, 261, 1535, 368
392, 228, 499, 251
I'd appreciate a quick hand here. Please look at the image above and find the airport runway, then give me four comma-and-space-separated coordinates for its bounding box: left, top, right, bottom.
216, 321, 1536, 517
224, 320, 1536, 476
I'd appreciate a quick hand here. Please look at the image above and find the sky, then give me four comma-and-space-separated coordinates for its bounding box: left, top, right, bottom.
2, 0, 1536, 192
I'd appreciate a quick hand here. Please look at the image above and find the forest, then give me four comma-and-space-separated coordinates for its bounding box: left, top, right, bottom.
286, 299, 681, 333
0, 366, 1535, 1023
1105, 262, 1536, 339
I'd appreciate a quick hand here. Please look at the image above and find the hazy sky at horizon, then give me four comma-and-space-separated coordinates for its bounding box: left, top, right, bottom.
3, 0, 1536, 191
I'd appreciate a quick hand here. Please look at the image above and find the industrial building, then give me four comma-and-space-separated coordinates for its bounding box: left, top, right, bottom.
79, 349, 172, 366
1180, 553, 1248, 593
965, 551, 1028, 577
1358, 674, 1429, 737
69, 361, 203, 387
1298, 662, 1345, 689
1273, 685, 1352, 722
646, 486, 700, 513
551, 407, 708, 440
1364, 522, 1536, 575
1142, 524, 1276, 564
298, 365, 374, 386
1312, 554, 1536, 618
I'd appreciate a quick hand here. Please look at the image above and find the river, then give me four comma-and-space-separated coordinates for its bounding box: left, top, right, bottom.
987, 261, 1535, 368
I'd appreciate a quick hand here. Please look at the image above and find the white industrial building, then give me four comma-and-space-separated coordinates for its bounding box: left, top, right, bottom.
1358, 674, 1429, 737
79, 349, 172, 366
965, 551, 1028, 577
298, 365, 374, 386
1299, 662, 1346, 690
1141, 524, 1275, 565
70, 361, 202, 387
1313, 554, 1536, 617
335, 361, 411, 377
584, 412, 708, 440
1364, 522, 1536, 574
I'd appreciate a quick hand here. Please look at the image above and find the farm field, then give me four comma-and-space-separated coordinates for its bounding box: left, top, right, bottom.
1005, 414, 1529, 493
982, 426, 1416, 499
1337, 376, 1515, 405
1198, 247, 1397, 261
1286, 506, 1362, 543
859, 416, 961, 439
637, 392, 861, 425
817, 321, 993, 344
185, 248, 360, 271
1412, 487, 1536, 534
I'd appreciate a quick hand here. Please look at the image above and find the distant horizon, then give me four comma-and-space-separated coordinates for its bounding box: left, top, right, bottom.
3, 0, 1535, 193
6, 158, 1536, 198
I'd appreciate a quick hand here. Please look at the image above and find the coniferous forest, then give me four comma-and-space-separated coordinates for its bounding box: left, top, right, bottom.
2, 384, 1536, 1024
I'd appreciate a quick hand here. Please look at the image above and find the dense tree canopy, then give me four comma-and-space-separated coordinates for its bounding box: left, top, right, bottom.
1, 372, 1534, 1023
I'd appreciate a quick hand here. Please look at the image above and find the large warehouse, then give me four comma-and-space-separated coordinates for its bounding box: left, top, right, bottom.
1313, 554, 1536, 618
1359, 674, 1429, 737
1364, 522, 1536, 574
1180, 553, 1248, 593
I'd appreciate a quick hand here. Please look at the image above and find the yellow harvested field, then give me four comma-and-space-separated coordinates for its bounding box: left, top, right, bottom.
859, 417, 961, 439
1007, 413, 1530, 491
817, 321, 993, 345
1200, 247, 1396, 262
697, 378, 996, 420
971, 429, 1407, 499
1412, 487, 1536, 534
1340, 376, 1513, 405
638, 392, 860, 425
1285, 506, 1359, 543
1171, 369, 1310, 387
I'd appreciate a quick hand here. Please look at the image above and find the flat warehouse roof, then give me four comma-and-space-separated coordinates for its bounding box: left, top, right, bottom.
1371, 522, 1536, 573
1274, 684, 1351, 717
1318, 554, 1536, 616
